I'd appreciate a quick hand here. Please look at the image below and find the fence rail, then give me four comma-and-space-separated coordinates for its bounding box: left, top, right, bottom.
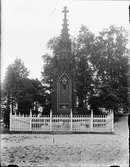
10, 110, 114, 132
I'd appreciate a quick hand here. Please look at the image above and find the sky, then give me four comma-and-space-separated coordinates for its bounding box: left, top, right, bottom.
1, 0, 130, 82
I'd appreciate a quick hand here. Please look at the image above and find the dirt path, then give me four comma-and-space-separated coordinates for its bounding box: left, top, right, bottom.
0, 116, 129, 167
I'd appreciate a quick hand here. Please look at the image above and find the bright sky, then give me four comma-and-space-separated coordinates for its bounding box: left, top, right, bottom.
1, 0, 129, 82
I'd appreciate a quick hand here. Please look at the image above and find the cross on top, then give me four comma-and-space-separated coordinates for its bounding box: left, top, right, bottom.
62, 6, 69, 16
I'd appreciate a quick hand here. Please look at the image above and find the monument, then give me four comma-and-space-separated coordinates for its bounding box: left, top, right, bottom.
9, 7, 114, 133
52, 7, 76, 115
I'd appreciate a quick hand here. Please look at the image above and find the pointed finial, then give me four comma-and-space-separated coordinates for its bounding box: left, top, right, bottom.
62, 6, 69, 17
57, 6, 71, 55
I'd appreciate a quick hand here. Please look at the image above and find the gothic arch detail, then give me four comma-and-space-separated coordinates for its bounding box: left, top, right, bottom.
57, 72, 72, 112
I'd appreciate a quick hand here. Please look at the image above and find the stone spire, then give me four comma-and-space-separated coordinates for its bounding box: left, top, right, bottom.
59, 6, 71, 54
61, 6, 70, 41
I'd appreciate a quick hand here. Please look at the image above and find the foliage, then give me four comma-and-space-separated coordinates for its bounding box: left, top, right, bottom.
16, 78, 44, 115
89, 25, 129, 111
3, 58, 29, 98
2, 59, 46, 126
75, 26, 95, 109
42, 25, 129, 113
2, 59, 29, 126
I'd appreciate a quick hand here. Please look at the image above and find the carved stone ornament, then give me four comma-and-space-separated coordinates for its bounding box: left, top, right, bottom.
61, 77, 68, 87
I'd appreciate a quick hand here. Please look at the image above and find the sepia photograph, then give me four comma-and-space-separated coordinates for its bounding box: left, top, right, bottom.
1, 0, 129, 167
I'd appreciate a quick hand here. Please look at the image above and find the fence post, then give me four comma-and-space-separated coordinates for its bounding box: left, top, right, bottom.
15, 111, 17, 117
30, 109, 32, 131
70, 109, 73, 131
16, 102, 18, 110
50, 109, 52, 131
10, 107, 12, 131
111, 110, 114, 132
90, 110, 93, 131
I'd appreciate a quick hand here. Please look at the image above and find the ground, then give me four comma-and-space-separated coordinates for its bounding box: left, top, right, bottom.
0, 115, 129, 167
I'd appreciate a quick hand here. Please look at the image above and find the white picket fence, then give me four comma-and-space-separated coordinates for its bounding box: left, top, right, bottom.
10, 110, 114, 132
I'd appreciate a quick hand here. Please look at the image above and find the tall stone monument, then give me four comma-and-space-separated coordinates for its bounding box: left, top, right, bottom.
52, 7, 76, 115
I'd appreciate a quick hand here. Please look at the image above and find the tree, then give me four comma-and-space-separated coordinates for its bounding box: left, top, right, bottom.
89, 25, 129, 111
42, 25, 129, 114
3, 58, 29, 127
42, 54, 56, 94
75, 26, 96, 111
4, 58, 29, 99
88, 84, 121, 113
16, 78, 47, 115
